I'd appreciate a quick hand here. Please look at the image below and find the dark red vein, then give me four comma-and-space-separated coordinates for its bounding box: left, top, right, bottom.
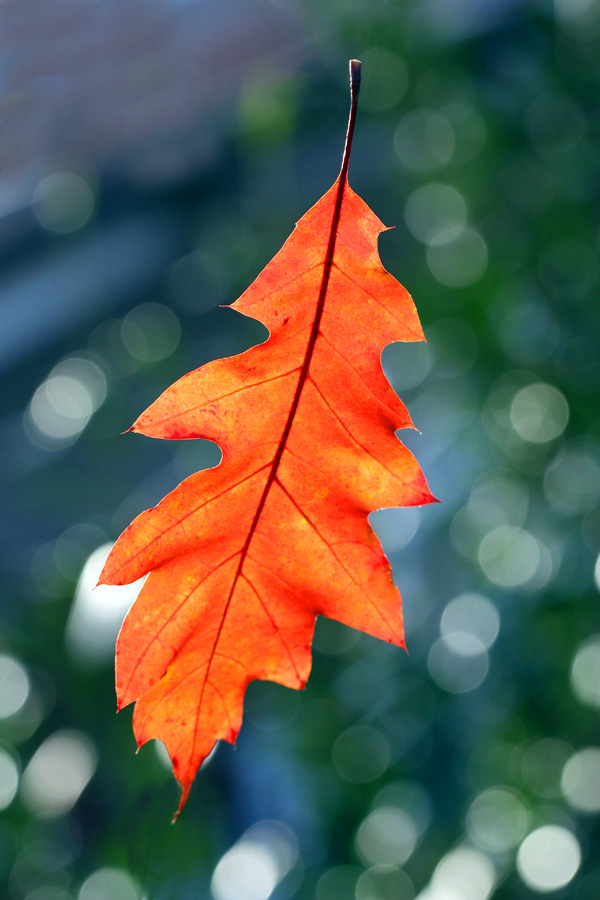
274, 475, 400, 638
144, 367, 302, 429
120, 550, 241, 700
308, 375, 412, 485
241, 573, 302, 682
108, 463, 271, 581
317, 332, 407, 421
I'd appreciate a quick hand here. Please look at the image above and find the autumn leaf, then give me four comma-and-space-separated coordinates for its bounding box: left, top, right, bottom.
99, 60, 436, 816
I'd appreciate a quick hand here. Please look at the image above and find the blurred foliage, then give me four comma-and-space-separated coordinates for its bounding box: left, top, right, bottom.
1, 1, 599, 899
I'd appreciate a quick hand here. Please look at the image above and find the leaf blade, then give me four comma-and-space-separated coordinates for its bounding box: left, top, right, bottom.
100, 68, 437, 814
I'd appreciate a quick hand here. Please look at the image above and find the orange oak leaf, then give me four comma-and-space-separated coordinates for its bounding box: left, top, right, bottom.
99, 60, 437, 816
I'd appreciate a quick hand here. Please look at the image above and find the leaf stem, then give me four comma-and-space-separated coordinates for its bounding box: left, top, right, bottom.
340, 59, 361, 183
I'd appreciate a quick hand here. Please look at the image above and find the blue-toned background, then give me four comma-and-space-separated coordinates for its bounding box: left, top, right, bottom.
1, 1, 599, 898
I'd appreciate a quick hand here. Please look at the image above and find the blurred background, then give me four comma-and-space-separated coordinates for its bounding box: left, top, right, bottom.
1, 0, 599, 898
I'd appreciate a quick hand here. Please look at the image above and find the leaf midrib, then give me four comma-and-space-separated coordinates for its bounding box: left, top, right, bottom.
190, 74, 361, 766
193, 170, 350, 736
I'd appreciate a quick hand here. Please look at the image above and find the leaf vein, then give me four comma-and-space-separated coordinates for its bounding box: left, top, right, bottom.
121, 551, 242, 699
241, 572, 302, 683
275, 478, 399, 638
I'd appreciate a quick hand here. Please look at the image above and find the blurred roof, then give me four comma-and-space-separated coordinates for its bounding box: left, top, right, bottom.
1, 0, 303, 214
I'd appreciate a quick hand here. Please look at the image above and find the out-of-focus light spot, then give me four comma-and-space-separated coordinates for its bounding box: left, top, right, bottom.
452, 472, 539, 567
441, 102, 487, 164
356, 864, 415, 900
379, 710, 432, 761
426, 847, 496, 900
54, 524, 108, 582
0, 747, 19, 810
26, 357, 107, 450
382, 342, 431, 391
469, 472, 529, 530
0, 654, 30, 718
561, 747, 600, 812
544, 444, 600, 516
469, 741, 524, 795
12, 837, 76, 900
478, 525, 543, 588
33, 172, 94, 233
87, 318, 142, 378
570, 635, 600, 708
555, 0, 596, 19
486, 370, 534, 430
583, 506, 600, 555
332, 724, 390, 784
66, 543, 146, 662
394, 110, 455, 171
355, 808, 418, 867
12, 836, 81, 900
154, 739, 172, 770
450, 508, 483, 561
427, 228, 488, 288
359, 47, 408, 111
522, 739, 573, 799
499, 301, 561, 364
25, 886, 71, 900
510, 383, 569, 444
121, 303, 180, 363
0, 681, 48, 745
373, 782, 432, 844
525, 94, 587, 154
155, 738, 218, 772
211, 821, 298, 900
371, 507, 421, 555
428, 633, 489, 693
516, 826, 581, 892
466, 787, 529, 853
21, 730, 97, 818
79, 867, 141, 900
405, 184, 467, 246
316, 865, 361, 900
13, 838, 75, 898
441, 593, 499, 650
555, 0, 600, 35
